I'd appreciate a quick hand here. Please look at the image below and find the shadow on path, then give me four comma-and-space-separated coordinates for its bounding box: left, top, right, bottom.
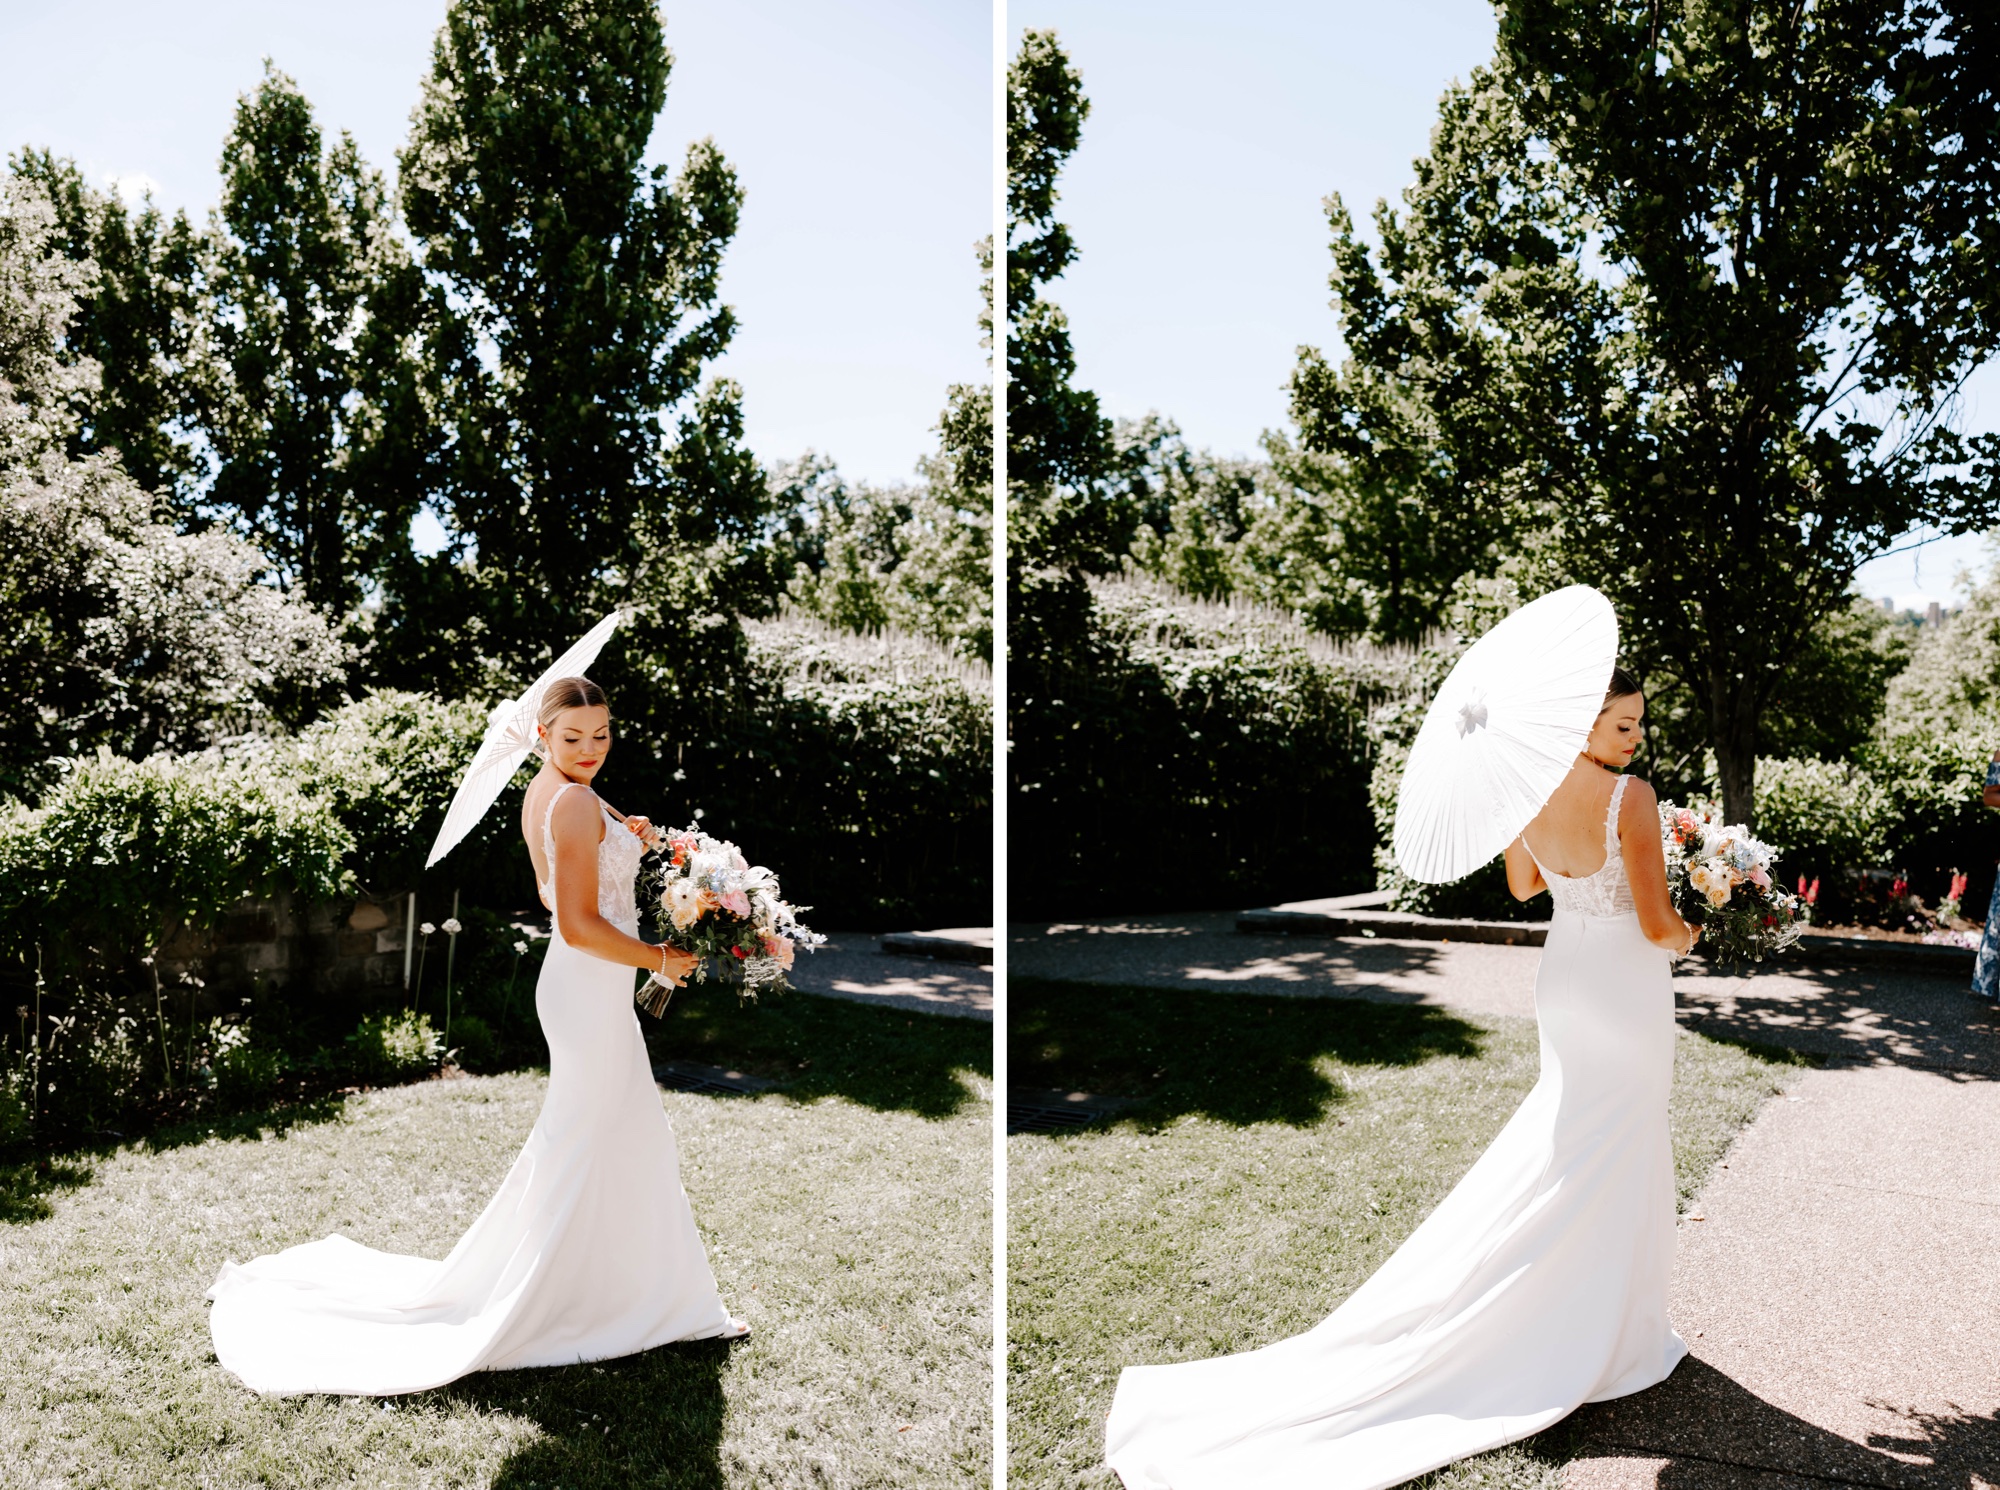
1556, 1354, 2000, 1489
1011, 976, 1491, 1129
434, 1338, 731, 1490
1675, 960, 2000, 1079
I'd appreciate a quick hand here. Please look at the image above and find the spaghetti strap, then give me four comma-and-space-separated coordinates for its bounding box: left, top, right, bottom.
539, 782, 580, 903
1603, 774, 1631, 856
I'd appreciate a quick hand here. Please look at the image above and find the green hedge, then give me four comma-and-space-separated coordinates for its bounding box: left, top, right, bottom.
0, 617, 991, 1138
1010, 576, 1406, 916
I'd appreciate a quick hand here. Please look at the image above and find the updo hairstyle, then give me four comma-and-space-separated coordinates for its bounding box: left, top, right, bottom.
535, 675, 609, 755
1599, 666, 1642, 714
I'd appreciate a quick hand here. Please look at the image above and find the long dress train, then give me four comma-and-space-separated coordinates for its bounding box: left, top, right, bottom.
1104, 773, 1686, 1489
207, 783, 736, 1395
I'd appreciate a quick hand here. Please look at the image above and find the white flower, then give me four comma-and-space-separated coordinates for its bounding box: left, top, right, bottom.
420, 922, 436, 936
442, 918, 462, 935
512, 940, 528, 956
666, 877, 704, 930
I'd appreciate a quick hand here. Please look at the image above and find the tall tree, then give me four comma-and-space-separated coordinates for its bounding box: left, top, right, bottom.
206, 62, 426, 619
8, 150, 207, 507
1006, 29, 1126, 584
390, 0, 774, 689
1293, 5, 2000, 825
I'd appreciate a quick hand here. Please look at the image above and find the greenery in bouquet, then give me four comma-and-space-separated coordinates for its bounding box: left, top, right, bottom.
1658, 801, 1807, 968
647, 825, 824, 1015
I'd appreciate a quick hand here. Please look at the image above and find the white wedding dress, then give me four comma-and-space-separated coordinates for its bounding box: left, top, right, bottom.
207, 782, 738, 1396
1105, 774, 1686, 1489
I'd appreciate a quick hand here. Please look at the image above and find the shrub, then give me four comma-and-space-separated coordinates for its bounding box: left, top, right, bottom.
446, 1013, 500, 1073
198, 1018, 287, 1102
284, 690, 517, 899
345, 1010, 443, 1083
1753, 757, 1895, 876
1012, 576, 1413, 915
0, 747, 352, 974
0, 1068, 28, 1145
652, 615, 993, 929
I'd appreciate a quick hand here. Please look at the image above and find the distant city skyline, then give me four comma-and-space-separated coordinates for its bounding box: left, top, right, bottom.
0, 0, 988, 491
1020, 2, 1998, 609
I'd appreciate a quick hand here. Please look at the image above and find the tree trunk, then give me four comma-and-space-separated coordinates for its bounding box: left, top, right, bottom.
1707, 664, 1760, 830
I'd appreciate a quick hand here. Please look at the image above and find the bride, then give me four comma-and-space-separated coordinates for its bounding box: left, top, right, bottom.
207, 675, 747, 1396
1105, 666, 1700, 1490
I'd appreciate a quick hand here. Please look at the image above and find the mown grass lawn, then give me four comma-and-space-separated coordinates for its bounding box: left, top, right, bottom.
1007, 978, 1812, 1490
0, 988, 991, 1489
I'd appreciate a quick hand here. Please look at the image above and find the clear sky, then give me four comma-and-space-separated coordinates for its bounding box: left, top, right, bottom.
1017, 0, 2000, 610
0, 0, 990, 489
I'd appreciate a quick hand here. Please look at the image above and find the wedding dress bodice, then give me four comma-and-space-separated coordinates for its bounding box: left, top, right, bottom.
1523, 773, 1636, 918
540, 782, 643, 933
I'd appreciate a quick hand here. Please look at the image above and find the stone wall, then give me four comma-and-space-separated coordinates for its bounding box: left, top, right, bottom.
159, 890, 416, 1007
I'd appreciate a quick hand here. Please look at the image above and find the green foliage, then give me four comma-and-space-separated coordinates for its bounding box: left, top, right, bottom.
445, 1011, 500, 1073
0, 175, 346, 784
1294, 7, 2000, 826
775, 455, 993, 663
0, 1070, 25, 1145
710, 616, 993, 929
197, 1017, 288, 1101
1011, 576, 1405, 916
1752, 757, 1895, 879
386, 0, 777, 687
1006, 29, 1126, 582
284, 688, 513, 897
345, 1008, 443, 1082
8, 149, 206, 505
0, 749, 351, 971
206, 63, 427, 617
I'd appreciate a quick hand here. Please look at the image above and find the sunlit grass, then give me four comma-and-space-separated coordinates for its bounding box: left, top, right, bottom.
0, 992, 990, 1489
1006, 979, 1809, 1489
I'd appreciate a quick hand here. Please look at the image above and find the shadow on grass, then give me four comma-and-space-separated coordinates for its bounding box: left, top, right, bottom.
648, 983, 990, 1121
431, 1337, 732, 1490
0, 1087, 358, 1224
0, 1151, 95, 1224
1011, 977, 1491, 1129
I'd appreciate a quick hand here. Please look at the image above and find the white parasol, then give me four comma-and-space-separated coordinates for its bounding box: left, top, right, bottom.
424, 611, 624, 869
1392, 585, 1619, 884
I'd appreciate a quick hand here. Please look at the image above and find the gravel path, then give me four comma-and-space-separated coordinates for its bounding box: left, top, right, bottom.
786, 932, 991, 1021
1010, 913, 2000, 1486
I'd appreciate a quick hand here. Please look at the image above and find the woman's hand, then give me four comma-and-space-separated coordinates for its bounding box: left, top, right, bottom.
652, 944, 699, 985
623, 814, 664, 853
1676, 922, 1702, 958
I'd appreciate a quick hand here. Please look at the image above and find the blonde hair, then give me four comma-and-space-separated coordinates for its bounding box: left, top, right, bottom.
536, 676, 609, 753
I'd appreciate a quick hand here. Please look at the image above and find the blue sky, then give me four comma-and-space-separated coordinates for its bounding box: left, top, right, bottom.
1018, 0, 1999, 609
0, 0, 990, 490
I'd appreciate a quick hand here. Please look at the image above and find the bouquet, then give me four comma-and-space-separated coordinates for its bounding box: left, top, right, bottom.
1658, 801, 1808, 966
643, 824, 824, 1016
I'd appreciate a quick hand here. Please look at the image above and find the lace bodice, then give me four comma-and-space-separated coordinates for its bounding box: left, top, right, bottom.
540, 782, 643, 935
1524, 774, 1636, 918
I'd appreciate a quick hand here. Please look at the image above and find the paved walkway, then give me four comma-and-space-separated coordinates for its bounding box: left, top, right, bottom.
786, 932, 991, 1021
1013, 914, 2000, 1486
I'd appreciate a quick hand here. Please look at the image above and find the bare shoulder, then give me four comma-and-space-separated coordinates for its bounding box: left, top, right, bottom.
549, 784, 605, 842
1618, 774, 1658, 813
